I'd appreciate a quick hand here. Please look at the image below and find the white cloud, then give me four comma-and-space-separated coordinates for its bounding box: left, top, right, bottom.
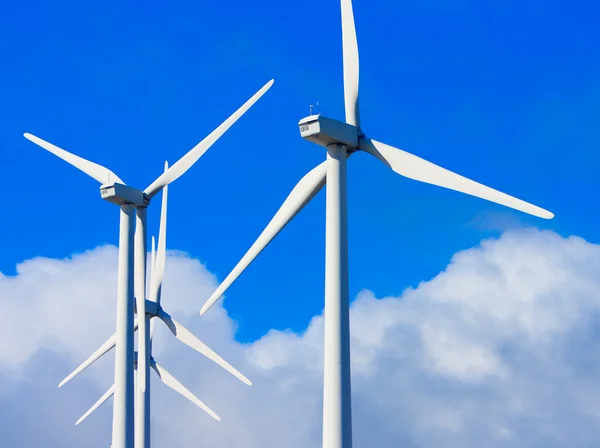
2, 228, 600, 447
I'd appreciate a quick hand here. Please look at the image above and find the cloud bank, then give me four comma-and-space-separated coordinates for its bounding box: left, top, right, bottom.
2, 228, 600, 447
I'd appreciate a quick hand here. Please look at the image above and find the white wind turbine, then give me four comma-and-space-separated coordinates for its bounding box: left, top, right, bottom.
24, 79, 273, 448
199, 1, 554, 447
63, 176, 245, 431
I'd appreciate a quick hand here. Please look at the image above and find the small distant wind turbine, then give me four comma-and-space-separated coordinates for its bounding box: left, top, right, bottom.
199, 1, 554, 448
58, 170, 250, 436
24, 79, 273, 448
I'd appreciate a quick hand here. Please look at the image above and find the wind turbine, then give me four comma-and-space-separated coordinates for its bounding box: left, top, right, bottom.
198, 1, 554, 447
24, 79, 273, 448
59, 176, 250, 433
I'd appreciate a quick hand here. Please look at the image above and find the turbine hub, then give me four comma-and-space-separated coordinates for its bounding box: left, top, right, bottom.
145, 299, 160, 317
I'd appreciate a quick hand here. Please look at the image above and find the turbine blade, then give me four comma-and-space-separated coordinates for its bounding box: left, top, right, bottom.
150, 359, 220, 421
157, 308, 251, 386
359, 138, 554, 219
75, 384, 115, 426
341, 0, 360, 127
149, 162, 168, 307
150, 235, 156, 294
149, 235, 157, 341
143, 80, 275, 199
59, 320, 138, 388
23, 133, 124, 185
200, 161, 327, 316
149, 316, 156, 343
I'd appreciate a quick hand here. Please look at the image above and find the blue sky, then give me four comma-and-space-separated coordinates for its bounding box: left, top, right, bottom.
1, 0, 599, 342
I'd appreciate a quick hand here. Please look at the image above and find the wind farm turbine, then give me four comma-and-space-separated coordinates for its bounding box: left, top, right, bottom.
24, 79, 273, 448
198, 1, 554, 448
71, 245, 221, 428
57, 164, 251, 442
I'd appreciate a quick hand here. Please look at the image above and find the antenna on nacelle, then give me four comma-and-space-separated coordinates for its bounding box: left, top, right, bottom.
309, 101, 320, 116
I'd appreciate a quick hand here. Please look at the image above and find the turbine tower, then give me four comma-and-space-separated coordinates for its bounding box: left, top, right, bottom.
57, 164, 251, 443
199, 2, 554, 448
24, 79, 273, 448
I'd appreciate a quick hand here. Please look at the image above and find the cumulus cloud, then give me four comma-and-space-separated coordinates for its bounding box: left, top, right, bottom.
2, 229, 600, 447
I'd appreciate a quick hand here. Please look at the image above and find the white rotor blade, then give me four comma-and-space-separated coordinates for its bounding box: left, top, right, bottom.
149, 316, 156, 345
157, 308, 251, 386
359, 138, 554, 219
150, 359, 220, 421
341, 0, 360, 127
200, 161, 327, 316
144, 80, 275, 198
75, 384, 115, 426
149, 235, 157, 341
23, 133, 124, 185
59, 320, 139, 388
149, 162, 168, 307
150, 235, 156, 294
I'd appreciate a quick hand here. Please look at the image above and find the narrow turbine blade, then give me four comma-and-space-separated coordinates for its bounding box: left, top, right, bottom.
75, 384, 115, 426
157, 308, 251, 386
341, 0, 360, 127
150, 235, 156, 293
149, 235, 157, 341
150, 359, 220, 421
200, 161, 327, 316
359, 138, 554, 219
149, 316, 156, 342
149, 162, 168, 307
59, 320, 138, 388
144, 80, 275, 198
23, 133, 124, 185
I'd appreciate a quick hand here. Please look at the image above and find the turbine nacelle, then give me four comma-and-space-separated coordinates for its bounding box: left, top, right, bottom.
100, 183, 149, 208
298, 115, 360, 149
